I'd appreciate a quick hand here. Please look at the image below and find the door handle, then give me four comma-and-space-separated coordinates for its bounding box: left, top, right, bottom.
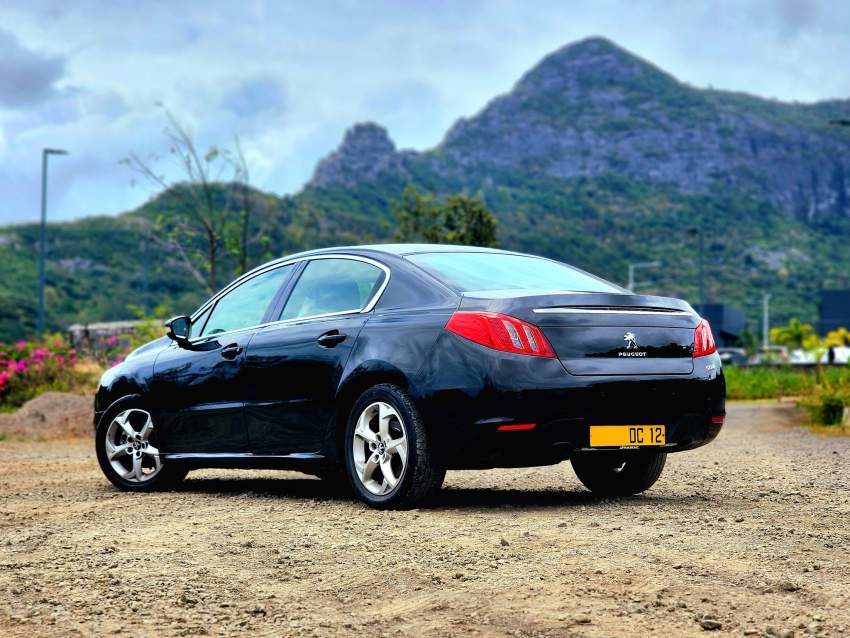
220, 343, 244, 360
317, 330, 347, 348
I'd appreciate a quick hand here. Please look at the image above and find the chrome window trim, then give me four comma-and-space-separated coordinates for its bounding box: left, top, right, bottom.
533, 307, 693, 316
187, 254, 391, 344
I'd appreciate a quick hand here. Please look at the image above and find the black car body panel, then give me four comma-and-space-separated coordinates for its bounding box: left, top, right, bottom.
94, 244, 725, 473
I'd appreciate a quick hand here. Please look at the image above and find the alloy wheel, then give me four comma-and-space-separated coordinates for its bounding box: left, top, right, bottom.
351, 401, 408, 496
104, 409, 162, 483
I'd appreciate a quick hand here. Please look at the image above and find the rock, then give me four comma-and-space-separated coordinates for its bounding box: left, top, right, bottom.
699, 618, 722, 630
778, 580, 801, 592
308, 123, 403, 188
500, 538, 509, 547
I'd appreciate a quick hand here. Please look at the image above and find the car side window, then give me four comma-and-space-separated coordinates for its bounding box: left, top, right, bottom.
280, 259, 384, 321
201, 265, 293, 337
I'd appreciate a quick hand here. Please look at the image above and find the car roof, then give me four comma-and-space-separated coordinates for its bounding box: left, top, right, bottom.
309, 243, 512, 256
254, 243, 517, 271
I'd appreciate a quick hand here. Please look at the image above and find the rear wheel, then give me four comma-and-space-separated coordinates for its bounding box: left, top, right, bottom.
571, 451, 666, 496
96, 406, 187, 491
345, 384, 444, 509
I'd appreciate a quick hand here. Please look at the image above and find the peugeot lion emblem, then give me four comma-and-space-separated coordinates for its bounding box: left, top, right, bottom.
619, 331, 646, 357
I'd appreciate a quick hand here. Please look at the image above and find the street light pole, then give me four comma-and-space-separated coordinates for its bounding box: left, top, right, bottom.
37, 148, 68, 336
762, 293, 771, 350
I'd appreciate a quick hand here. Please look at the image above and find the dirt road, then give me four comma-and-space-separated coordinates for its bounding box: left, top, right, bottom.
1, 402, 848, 637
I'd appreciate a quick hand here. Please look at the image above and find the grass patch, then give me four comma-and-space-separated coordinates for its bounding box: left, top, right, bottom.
724, 365, 850, 401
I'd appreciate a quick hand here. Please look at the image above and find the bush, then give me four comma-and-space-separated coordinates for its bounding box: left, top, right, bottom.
799, 384, 850, 426
0, 335, 97, 411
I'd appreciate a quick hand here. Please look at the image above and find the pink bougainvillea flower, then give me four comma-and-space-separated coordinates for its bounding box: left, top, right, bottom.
16, 341, 26, 352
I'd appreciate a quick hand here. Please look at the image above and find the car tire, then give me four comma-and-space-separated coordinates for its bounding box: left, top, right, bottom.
570, 451, 666, 496
345, 383, 444, 509
95, 403, 188, 492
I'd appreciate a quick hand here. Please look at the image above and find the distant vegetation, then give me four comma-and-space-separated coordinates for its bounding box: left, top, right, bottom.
725, 366, 849, 401
391, 186, 498, 247
2, 174, 850, 343
725, 365, 850, 427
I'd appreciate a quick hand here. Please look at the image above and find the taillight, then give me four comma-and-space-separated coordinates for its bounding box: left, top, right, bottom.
693, 319, 717, 358
445, 311, 556, 358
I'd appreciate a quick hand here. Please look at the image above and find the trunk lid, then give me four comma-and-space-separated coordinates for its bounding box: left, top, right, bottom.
460, 291, 699, 376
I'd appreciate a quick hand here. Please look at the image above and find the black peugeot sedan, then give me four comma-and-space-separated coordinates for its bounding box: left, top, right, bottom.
95, 244, 725, 508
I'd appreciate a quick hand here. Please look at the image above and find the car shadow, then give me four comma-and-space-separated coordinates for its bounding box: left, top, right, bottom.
176, 474, 692, 510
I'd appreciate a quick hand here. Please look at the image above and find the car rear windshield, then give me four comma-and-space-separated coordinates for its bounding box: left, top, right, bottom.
406, 252, 621, 293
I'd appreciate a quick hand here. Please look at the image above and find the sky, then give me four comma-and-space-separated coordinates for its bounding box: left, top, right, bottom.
1, 0, 849, 225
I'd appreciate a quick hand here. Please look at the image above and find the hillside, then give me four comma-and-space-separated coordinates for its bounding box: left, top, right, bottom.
2, 37, 850, 341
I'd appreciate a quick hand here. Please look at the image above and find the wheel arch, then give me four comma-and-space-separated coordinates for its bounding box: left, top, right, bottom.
95, 393, 144, 432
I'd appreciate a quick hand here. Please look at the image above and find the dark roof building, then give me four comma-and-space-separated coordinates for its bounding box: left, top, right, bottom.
694, 304, 746, 348
819, 290, 850, 336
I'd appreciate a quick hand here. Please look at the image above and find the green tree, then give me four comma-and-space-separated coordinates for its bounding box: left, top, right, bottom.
392, 185, 498, 247
770, 319, 817, 350
823, 327, 850, 348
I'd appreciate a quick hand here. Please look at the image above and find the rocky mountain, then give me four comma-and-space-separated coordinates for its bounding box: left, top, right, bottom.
310, 37, 850, 224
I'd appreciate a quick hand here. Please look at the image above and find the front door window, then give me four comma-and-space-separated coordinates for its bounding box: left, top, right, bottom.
201, 265, 293, 337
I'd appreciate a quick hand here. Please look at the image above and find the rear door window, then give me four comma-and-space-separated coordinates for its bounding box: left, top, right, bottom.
281, 259, 384, 321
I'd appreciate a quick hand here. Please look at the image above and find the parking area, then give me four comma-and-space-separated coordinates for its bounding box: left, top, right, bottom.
1, 402, 848, 637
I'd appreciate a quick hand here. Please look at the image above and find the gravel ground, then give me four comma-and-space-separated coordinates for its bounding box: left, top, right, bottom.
1, 402, 848, 637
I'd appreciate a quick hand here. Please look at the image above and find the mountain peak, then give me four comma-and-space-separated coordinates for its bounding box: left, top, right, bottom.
514, 36, 670, 95
549, 36, 625, 58
309, 122, 398, 188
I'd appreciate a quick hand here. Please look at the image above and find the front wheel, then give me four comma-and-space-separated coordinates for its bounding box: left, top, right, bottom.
344, 384, 444, 509
96, 406, 188, 491
571, 451, 666, 496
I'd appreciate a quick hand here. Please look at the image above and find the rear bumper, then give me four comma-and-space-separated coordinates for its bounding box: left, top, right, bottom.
413, 334, 725, 469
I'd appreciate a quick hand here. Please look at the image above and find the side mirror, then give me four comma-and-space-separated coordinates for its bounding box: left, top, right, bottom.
165, 315, 192, 346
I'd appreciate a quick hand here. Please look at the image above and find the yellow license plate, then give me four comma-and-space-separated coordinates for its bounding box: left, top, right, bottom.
589, 425, 666, 447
